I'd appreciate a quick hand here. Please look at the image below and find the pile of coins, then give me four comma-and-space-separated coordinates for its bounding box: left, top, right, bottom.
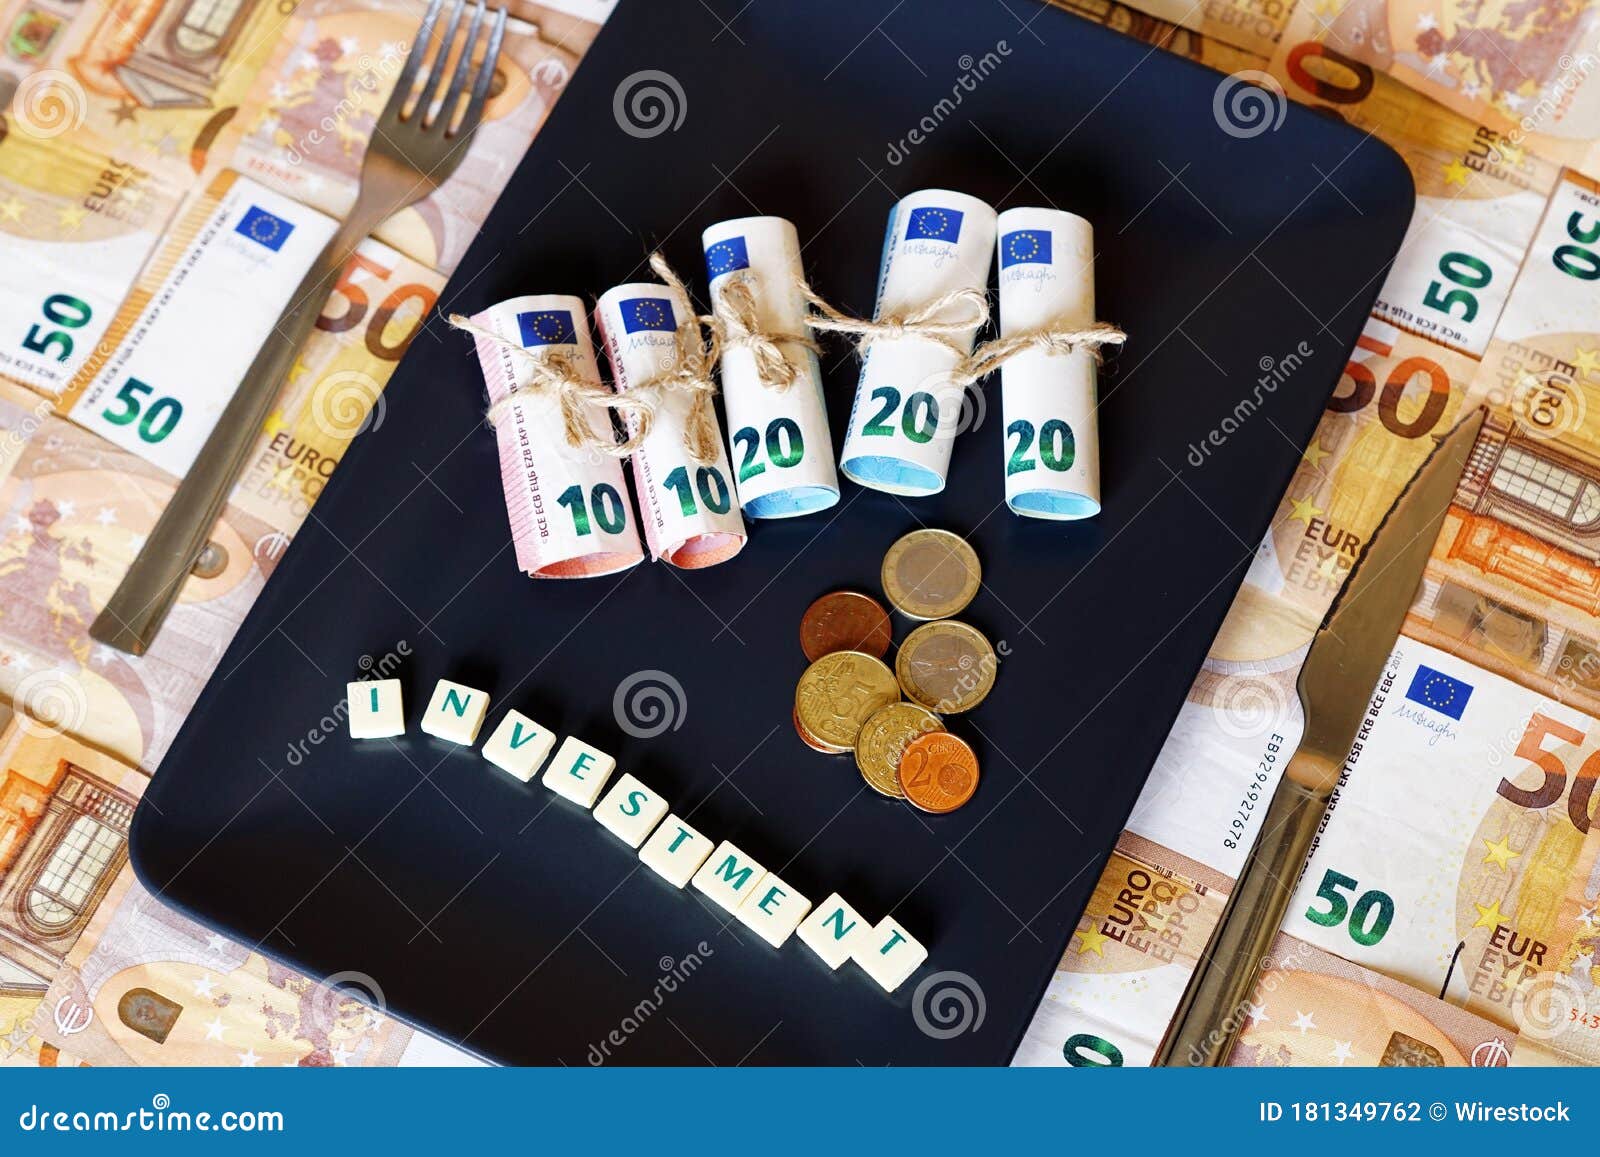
793, 529, 997, 815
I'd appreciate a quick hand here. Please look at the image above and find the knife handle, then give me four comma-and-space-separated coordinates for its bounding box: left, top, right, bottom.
1155, 769, 1329, 1066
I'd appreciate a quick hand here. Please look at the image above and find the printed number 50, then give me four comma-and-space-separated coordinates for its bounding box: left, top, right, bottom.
22, 293, 92, 363
101, 377, 184, 444
1302, 868, 1393, 947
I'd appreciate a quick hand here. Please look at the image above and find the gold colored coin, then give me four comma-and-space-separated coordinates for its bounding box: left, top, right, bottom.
795, 651, 900, 751
854, 703, 943, 797
895, 620, 997, 713
881, 529, 981, 620
793, 708, 844, 754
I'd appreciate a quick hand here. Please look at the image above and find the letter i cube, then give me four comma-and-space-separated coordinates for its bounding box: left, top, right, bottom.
348, 679, 404, 739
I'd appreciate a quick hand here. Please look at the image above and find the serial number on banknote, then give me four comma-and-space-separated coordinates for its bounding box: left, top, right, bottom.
1223, 734, 1286, 851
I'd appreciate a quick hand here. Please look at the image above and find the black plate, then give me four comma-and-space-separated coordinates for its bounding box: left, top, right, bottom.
130, 0, 1412, 1064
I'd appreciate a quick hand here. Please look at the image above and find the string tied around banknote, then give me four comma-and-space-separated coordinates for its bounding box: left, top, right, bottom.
711, 273, 820, 393
640, 252, 724, 464
446, 313, 654, 457
951, 321, 1127, 386
798, 281, 991, 358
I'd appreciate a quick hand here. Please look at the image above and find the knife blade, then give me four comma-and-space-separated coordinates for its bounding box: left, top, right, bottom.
1154, 404, 1487, 1066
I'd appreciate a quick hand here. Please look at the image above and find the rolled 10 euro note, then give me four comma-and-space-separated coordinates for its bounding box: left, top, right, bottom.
702, 216, 840, 518
996, 207, 1101, 519
594, 283, 747, 568
465, 296, 645, 578
838, 189, 997, 496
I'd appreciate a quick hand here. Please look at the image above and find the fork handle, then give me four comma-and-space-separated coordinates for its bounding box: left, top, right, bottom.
91, 221, 368, 655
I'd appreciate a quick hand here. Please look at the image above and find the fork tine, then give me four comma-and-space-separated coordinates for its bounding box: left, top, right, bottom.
419, 0, 469, 127
438, 0, 486, 131
459, 6, 507, 136
390, 0, 444, 118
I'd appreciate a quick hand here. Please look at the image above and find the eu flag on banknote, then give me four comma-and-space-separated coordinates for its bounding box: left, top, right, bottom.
1404, 665, 1473, 720
621, 297, 676, 334
517, 310, 577, 347
905, 206, 964, 243
1001, 229, 1052, 268
705, 236, 750, 278
235, 205, 295, 252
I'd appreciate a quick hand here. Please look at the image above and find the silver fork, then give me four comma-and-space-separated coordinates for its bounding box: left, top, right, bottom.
92, 0, 508, 655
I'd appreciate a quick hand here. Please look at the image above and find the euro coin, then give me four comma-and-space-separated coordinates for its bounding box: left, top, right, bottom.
799, 591, 893, 662
898, 731, 980, 813
794, 707, 844, 754
881, 529, 980, 620
795, 651, 899, 751
854, 702, 943, 798
895, 620, 997, 713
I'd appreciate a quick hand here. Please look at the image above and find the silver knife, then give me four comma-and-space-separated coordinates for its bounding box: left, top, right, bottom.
1155, 404, 1487, 1066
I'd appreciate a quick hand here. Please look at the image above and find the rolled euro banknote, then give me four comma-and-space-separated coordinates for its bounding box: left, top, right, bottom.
996, 207, 1101, 519
837, 189, 997, 496
702, 216, 839, 518
595, 281, 747, 568
465, 297, 645, 578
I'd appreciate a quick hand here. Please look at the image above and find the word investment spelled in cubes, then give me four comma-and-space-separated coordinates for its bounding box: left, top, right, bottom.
347, 677, 929, 993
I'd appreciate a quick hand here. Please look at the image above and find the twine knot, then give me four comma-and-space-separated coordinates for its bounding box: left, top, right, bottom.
641, 252, 723, 463
711, 273, 819, 393
953, 322, 1126, 385
798, 281, 990, 358
448, 312, 648, 457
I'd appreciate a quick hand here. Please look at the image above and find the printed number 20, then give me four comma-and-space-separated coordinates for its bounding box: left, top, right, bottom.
861, 386, 938, 444
1006, 418, 1075, 475
1302, 868, 1394, 947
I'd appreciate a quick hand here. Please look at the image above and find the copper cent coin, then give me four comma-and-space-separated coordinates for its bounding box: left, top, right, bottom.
897, 731, 980, 814
854, 702, 943, 798
799, 591, 893, 662
881, 529, 981, 620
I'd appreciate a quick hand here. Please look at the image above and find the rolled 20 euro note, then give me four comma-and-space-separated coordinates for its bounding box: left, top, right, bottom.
837, 189, 997, 496
996, 207, 1102, 519
465, 296, 645, 578
702, 217, 840, 518
594, 281, 747, 568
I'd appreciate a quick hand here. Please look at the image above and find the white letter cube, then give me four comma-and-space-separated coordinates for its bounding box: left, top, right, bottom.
594, 773, 669, 848
796, 893, 869, 969
737, 872, 812, 948
420, 679, 489, 745
852, 915, 928, 993
347, 679, 404, 739
691, 841, 767, 915
540, 736, 616, 807
639, 815, 713, 888
481, 710, 556, 782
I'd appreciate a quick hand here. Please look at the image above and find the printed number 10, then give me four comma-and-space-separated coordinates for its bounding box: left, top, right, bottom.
556, 483, 628, 536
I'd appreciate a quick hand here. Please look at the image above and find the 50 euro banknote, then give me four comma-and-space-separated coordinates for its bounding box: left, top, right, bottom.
50, 168, 440, 538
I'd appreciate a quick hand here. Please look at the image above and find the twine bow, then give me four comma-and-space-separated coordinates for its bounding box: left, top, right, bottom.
447, 312, 650, 457
953, 322, 1127, 385
640, 252, 723, 463
799, 281, 990, 358
711, 273, 819, 393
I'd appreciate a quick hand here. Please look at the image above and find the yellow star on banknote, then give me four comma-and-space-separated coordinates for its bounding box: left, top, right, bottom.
1302, 440, 1330, 468
1496, 141, 1525, 167
1287, 496, 1323, 527
1074, 924, 1110, 956
1572, 348, 1600, 377
0, 196, 24, 223
1441, 160, 1472, 187
1474, 898, 1509, 930
57, 204, 87, 231
1482, 833, 1518, 869
262, 410, 286, 438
